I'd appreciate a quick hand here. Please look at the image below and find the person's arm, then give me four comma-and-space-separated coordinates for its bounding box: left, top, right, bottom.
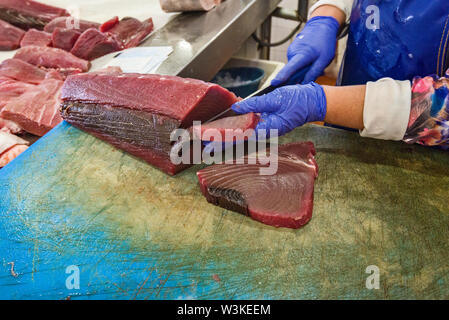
271, 0, 355, 87
322, 85, 365, 130
309, 0, 354, 24
310, 5, 347, 26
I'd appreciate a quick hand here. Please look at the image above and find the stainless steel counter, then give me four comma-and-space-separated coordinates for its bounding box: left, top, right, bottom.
146, 0, 282, 80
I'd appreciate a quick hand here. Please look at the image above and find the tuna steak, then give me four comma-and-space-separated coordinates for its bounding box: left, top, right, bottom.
70, 28, 122, 61
197, 142, 319, 229
44, 16, 100, 33
193, 113, 259, 142
0, 0, 69, 30
108, 17, 154, 48
20, 28, 52, 47
14, 46, 90, 72
61, 73, 239, 175
0, 19, 25, 50
0, 79, 63, 136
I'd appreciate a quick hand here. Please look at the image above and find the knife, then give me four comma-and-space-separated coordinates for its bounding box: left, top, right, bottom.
206, 66, 311, 124
205, 84, 278, 124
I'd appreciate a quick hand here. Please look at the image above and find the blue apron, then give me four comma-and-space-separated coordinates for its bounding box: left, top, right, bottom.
339, 0, 449, 86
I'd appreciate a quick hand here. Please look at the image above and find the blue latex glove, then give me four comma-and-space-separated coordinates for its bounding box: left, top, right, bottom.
271, 16, 340, 86
231, 82, 327, 137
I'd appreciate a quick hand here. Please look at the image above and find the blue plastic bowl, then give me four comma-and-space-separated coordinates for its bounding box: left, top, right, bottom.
212, 67, 265, 98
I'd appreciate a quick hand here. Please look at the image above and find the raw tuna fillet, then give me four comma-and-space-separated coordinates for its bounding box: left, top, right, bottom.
1, 79, 63, 136
108, 17, 154, 48
51, 28, 81, 51
99, 16, 119, 33
44, 16, 100, 33
193, 113, 259, 142
70, 28, 122, 61
0, 59, 63, 84
0, 19, 25, 50
0, 131, 28, 167
0, 118, 22, 134
0, 77, 35, 107
61, 73, 239, 175
20, 28, 52, 47
14, 46, 90, 72
0, 0, 69, 30
160, 0, 219, 12
197, 142, 319, 229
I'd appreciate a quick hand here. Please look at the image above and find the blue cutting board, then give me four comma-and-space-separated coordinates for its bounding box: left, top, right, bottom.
1, 122, 449, 299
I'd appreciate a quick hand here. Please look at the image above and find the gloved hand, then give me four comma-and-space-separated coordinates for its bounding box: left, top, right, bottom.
271, 16, 340, 86
231, 82, 327, 137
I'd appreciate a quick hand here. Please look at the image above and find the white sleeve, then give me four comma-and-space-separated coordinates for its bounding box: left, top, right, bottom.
309, 0, 355, 23
360, 78, 411, 141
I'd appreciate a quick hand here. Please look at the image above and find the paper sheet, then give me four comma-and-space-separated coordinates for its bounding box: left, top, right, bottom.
100, 47, 173, 73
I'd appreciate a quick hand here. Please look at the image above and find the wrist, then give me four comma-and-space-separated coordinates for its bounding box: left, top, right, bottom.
310, 4, 346, 25
308, 82, 327, 122
304, 16, 341, 35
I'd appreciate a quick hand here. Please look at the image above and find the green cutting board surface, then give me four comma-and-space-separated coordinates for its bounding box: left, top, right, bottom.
1, 122, 448, 299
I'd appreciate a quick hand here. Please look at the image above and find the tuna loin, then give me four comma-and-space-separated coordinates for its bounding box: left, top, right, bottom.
0, 79, 63, 136
197, 142, 319, 229
0, 0, 69, 30
14, 46, 90, 72
20, 28, 52, 47
61, 72, 239, 175
44, 16, 100, 33
70, 28, 122, 61
0, 59, 62, 84
51, 28, 81, 51
0, 19, 25, 50
108, 17, 154, 49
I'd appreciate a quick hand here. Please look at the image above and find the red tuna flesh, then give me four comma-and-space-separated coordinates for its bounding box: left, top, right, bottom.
0, 0, 69, 30
61, 73, 239, 175
61, 73, 239, 127
44, 16, 100, 33
71, 28, 122, 61
20, 28, 52, 47
0, 19, 25, 50
108, 17, 154, 48
0, 59, 62, 84
14, 46, 90, 72
193, 113, 259, 142
51, 28, 81, 51
0, 79, 63, 136
197, 142, 319, 229
99, 16, 119, 33
0, 118, 22, 134
0, 77, 35, 108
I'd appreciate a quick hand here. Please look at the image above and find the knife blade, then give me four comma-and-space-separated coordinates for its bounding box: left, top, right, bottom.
205, 84, 277, 124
